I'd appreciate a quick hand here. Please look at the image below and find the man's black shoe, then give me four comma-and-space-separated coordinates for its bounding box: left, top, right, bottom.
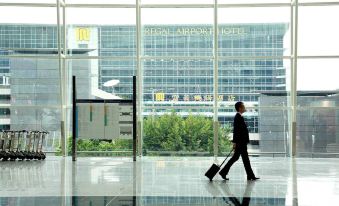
219, 173, 229, 180
247, 177, 260, 181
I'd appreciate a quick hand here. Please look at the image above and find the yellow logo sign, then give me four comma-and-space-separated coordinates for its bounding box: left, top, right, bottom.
76, 28, 90, 41
155, 92, 165, 101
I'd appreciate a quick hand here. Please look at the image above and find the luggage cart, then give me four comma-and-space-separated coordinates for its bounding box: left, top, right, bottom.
0, 130, 9, 161
16, 130, 28, 160
0, 130, 48, 161
6, 131, 18, 161
20, 130, 31, 160
12, 131, 25, 161
24, 131, 35, 160
37, 131, 47, 160
32, 131, 42, 160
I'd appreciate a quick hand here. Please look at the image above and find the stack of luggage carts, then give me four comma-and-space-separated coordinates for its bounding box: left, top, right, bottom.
0, 130, 48, 161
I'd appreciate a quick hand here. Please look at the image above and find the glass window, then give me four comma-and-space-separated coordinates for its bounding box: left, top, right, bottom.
218, 7, 291, 57
141, 8, 214, 57
298, 6, 339, 56
219, 0, 290, 3
0, 6, 58, 56
67, 0, 135, 4
141, 0, 213, 4
296, 58, 339, 157
0, 0, 56, 3
297, 59, 339, 92
66, 8, 136, 57
0, 1, 338, 157
9, 58, 61, 152
297, 108, 339, 157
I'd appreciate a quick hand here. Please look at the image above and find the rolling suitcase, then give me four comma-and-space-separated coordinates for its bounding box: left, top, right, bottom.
205, 149, 234, 181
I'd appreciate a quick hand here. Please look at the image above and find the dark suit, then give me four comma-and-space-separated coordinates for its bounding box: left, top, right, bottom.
219, 113, 255, 178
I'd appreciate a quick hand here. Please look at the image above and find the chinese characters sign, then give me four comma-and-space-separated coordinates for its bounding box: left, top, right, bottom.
154, 93, 236, 102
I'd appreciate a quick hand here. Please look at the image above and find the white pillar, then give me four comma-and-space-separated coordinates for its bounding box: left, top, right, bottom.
213, 0, 219, 157
57, 0, 66, 157
136, 0, 143, 157
291, 0, 298, 157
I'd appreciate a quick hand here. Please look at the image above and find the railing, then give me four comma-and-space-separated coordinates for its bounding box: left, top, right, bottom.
219, 151, 287, 158
76, 151, 132, 153
145, 150, 288, 157
76, 150, 133, 157
298, 152, 339, 158
44, 150, 339, 158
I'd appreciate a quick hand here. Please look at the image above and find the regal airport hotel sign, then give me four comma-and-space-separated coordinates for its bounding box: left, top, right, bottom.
144, 27, 247, 36
73, 27, 247, 42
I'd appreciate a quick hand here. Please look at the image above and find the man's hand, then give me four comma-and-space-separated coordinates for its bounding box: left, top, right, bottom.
233, 143, 236, 150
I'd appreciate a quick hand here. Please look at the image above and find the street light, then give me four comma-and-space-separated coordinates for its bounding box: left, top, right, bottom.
103, 79, 120, 95
150, 88, 162, 119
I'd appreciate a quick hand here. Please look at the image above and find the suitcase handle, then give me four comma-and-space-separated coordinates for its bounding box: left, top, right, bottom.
219, 148, 234, 167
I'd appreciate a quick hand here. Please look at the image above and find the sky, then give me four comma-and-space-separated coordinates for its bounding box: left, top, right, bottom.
0, 3, 338, 91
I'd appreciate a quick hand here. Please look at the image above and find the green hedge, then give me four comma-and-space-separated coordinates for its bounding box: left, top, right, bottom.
143, 112, 232, 155
55, 138, 132, 156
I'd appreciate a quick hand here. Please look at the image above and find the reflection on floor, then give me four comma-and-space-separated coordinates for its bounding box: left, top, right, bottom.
0, 156, 338, 206
0, 196, 287, 206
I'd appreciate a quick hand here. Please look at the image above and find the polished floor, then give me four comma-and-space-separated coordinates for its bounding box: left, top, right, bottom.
0, 156, 339, 206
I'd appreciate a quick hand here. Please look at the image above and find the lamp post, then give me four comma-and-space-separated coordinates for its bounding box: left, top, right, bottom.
150, 88, 160, 120
152, 89, 155, 118
148, 87, 175, 119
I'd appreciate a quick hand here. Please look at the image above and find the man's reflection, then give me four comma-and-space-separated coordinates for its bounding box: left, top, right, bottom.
205, 181, 255, 206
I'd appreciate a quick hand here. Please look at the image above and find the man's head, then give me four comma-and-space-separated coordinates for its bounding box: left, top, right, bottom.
235, 101, 246, 114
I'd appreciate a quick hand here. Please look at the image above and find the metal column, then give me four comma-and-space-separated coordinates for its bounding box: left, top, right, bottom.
72, 76, 77, 161
133, 76, 137, 161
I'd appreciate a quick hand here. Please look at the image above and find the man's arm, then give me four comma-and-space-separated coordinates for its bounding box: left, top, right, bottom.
232, 115, 241, 144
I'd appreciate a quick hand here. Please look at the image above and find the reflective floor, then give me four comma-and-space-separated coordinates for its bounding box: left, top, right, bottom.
0, 156, 339, 206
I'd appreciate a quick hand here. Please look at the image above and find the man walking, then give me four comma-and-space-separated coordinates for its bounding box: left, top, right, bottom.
219, 101, 260, 181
